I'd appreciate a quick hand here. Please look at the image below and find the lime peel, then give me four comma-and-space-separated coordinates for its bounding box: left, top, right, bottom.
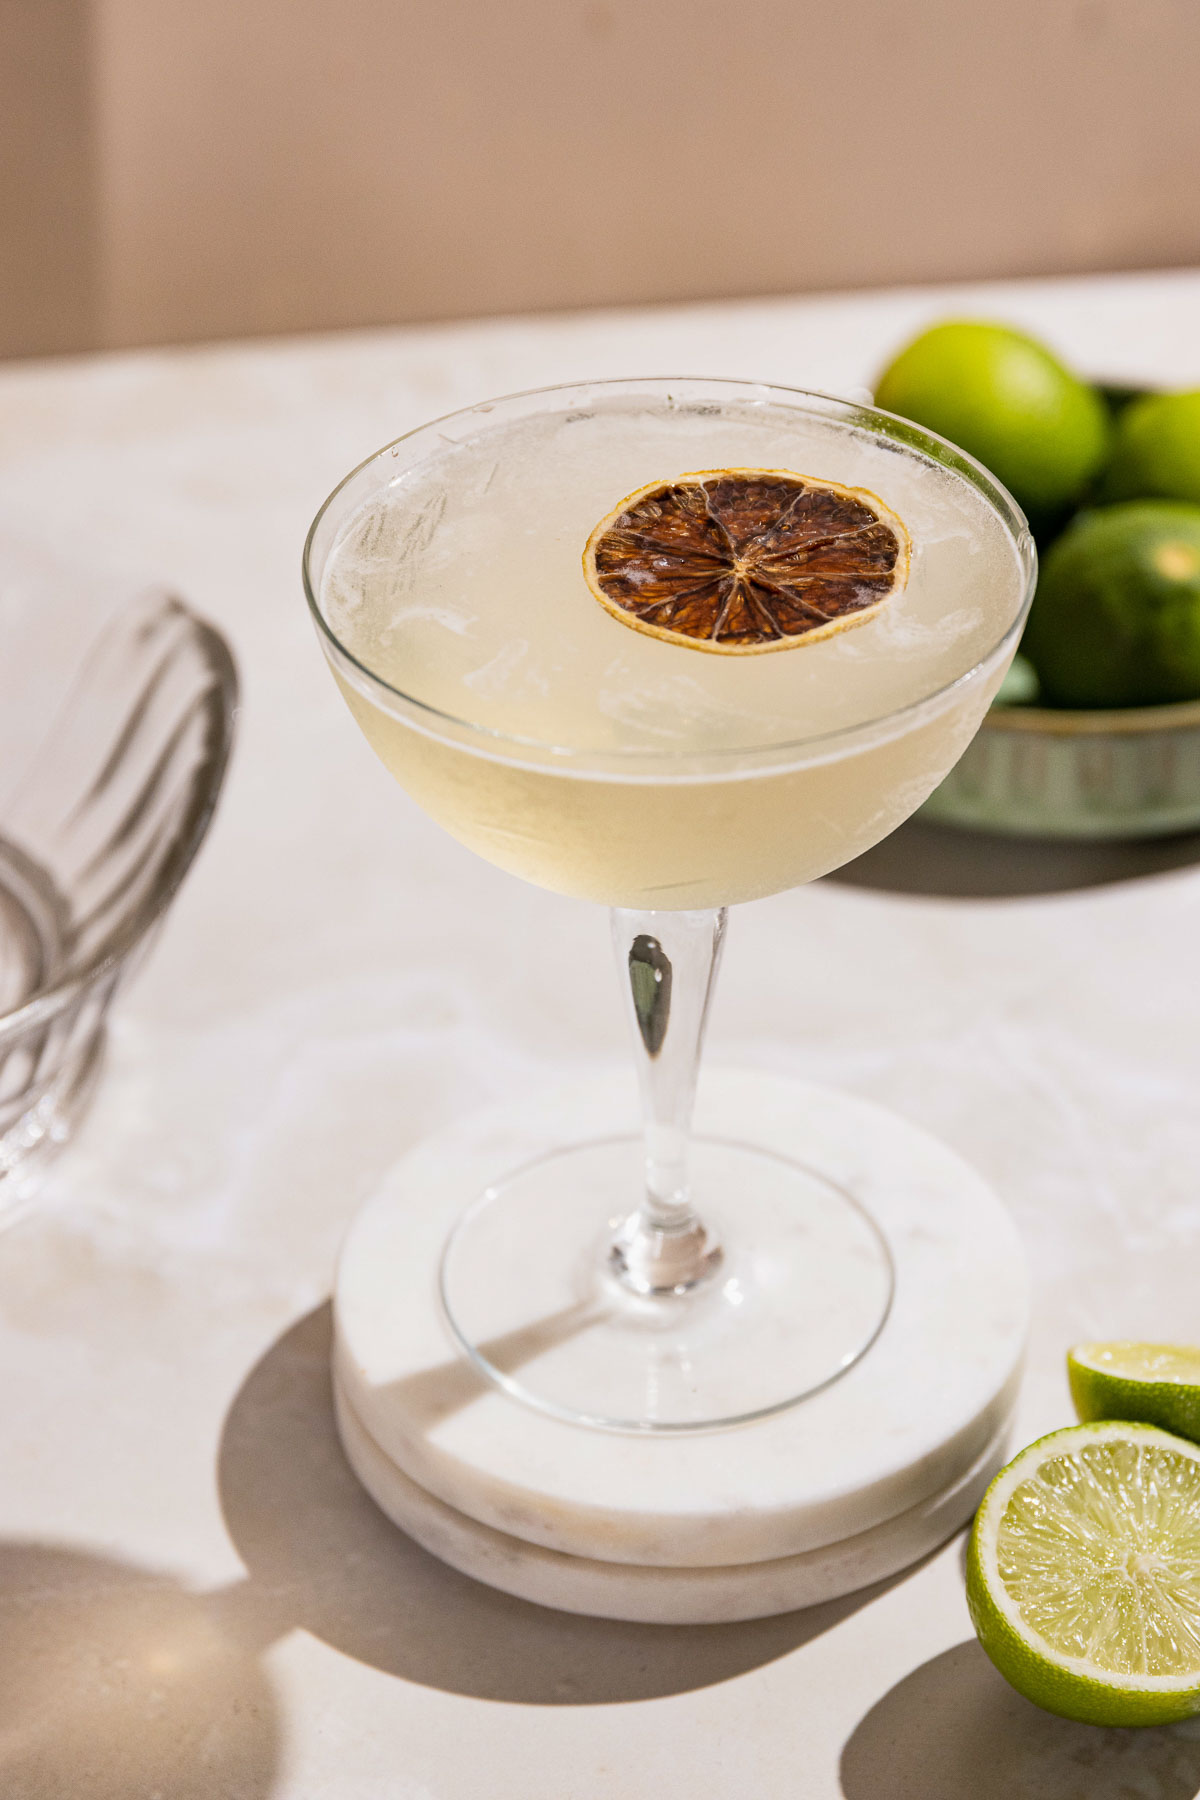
1154, 542, 1200, 582
1104, 389, 1200, 507
873, 319, 1110, 519
1069, 1340, 1200, 1444
1021, 501, 1200, 708
967, 1421, 1200, 1726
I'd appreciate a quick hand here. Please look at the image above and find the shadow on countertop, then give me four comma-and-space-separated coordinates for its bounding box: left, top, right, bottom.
0, 1541, 280, 1799
829, 816, 1200, 899
216, 1303, 915, 1706
840, 1639, 1200, 1799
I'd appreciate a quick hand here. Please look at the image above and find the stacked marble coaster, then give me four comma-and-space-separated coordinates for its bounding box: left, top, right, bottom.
332, 1071, 1029, 1624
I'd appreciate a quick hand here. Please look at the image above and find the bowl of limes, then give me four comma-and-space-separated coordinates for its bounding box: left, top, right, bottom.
874, 321, 1200, 838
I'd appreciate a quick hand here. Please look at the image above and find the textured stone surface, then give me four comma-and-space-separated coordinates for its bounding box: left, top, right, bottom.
0, 269, 1199, 1794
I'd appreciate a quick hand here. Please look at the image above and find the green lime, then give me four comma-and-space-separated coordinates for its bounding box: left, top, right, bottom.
1069, 1342, 1200, 1442
1103, 389, 1200, 505
1022, 501, 1200, 706
874, 321, 1110, 520
967, 1421, 1200, 1726
993, 652, 1040, 707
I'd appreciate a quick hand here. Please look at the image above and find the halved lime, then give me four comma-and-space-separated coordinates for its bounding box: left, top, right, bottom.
1069, 1342, 1200, 1443
967, 1421, 1200, 1725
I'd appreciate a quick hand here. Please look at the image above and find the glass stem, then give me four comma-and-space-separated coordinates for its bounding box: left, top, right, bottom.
609, 906, 727, 1295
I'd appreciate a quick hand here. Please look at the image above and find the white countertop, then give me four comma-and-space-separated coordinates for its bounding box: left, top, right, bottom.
3, 270, 1200, 1798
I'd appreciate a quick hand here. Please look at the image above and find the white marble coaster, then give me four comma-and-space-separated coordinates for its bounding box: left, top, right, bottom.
334, 1069, 1028, 1568
334, 1377, 1012, 1623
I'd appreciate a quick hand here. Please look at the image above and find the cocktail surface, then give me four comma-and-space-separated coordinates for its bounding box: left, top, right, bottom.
323, 392, 1026, 758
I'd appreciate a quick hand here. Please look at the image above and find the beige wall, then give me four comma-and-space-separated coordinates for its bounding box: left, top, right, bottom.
4, 0, 1200, 358
1, 0, 96, 356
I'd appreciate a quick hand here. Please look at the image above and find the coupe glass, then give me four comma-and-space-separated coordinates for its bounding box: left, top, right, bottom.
304, 378, 1035, 1432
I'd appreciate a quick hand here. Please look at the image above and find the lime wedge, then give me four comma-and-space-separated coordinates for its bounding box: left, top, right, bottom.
966, 1422, 1200, 1725
1069, 1342, 1200, 1444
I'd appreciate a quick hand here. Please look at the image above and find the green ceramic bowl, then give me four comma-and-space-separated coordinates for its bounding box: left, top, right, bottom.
922, 698, 1200, 839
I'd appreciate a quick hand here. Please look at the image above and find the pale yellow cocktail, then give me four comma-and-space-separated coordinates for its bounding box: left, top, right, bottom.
313, 384, 1029, 908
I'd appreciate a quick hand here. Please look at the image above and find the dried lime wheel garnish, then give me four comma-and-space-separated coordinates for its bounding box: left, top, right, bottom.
584, 468, 910, 653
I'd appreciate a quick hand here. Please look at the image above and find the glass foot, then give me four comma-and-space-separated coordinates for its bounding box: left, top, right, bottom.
439, 1135, 894, 1432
